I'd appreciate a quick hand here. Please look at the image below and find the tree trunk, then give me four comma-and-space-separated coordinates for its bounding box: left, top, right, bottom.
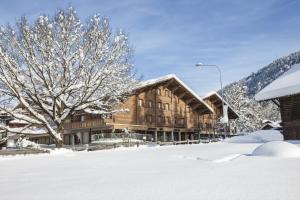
56, 139, 64, 148
55, 125, 64, 148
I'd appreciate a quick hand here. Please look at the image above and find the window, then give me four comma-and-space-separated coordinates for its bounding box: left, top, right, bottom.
71, 115, 81, 122
0, 119, 5, 125
157, 116, 163, 124
175, 118, 184, 125
148, 100, 153, 108
81, 116, 85, 122
157, 89, 161, 95
138, 99, 143, 107
165, 116, 171, 124
157, 102, 162, 109
164, 103, 170, 110
165, 90, 170, 97
187, 106, 190, 113
146, 115, 153, 123
178, 118, 184, 125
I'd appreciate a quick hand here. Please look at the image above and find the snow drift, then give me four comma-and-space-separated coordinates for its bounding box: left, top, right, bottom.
226, 130, 283, 143
252, 141, 300, 158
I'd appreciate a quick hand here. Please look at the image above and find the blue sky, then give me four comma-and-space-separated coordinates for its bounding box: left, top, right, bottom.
0, 0, 300, 95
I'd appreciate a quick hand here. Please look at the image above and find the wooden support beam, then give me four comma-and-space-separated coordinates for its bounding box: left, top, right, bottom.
186, 98, 194, 105
272, 99, 280, 107
192, 103, 201, 110
210, 98, 220, 105
198, 108, 210, 115
171, 86, 180, 93
179, 92, 186, 99
163, 79, 174, 88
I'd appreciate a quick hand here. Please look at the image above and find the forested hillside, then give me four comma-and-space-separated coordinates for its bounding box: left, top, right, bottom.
224, 50, 300, 132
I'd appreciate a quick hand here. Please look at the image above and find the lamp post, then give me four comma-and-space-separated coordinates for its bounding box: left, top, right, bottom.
195, 63, 227, 138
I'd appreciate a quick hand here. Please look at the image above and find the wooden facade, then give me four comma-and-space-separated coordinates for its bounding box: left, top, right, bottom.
279, 94, 300, 140
63, 75, 215, 144
62, 75, 238, 145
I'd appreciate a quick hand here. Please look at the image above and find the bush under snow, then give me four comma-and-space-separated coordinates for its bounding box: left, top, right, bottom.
252, 141, 300, 158
16, 138, 40, 149
225, 130, 283, 143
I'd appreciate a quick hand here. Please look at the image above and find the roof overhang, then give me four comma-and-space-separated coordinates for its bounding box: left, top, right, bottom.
202, 91, 239, 119
134, 74, 214, 114
255, 63, 300, 101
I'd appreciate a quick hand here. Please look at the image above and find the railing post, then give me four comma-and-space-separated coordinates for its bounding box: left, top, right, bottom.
154, 131, 158, 143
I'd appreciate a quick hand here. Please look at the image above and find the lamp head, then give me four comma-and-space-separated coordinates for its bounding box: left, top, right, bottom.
195, 63, 204, 67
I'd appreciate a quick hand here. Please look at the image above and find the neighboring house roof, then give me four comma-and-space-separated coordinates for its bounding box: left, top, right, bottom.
202, 91, 239, 119
135, 74, 214, 114
255, 63, 300, 101
261, 120, 281, 130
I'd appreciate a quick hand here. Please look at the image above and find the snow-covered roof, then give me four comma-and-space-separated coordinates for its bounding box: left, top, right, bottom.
255, 63, 300, 101
262, 120, 281, 127
8, 127, 48, 135
135, 74, 214, 113
202, 91, 239, 119
8, 119, 29, 125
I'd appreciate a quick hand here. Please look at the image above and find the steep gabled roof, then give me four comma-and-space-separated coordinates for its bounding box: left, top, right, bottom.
255, 63, 300, 101
202, 91, 239, 119
135, 74, 214, 114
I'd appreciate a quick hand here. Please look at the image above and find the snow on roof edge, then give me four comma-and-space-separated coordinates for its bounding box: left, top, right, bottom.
136, 74, 214, 113
255, 63, 300, 101
255, 85, 300, 101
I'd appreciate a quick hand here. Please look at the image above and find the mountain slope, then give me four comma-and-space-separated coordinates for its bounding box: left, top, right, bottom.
224, 50, 300, 132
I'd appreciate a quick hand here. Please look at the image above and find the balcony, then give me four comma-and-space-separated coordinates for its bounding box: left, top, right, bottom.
64, 118, 107, 130
174, 124, 185, 128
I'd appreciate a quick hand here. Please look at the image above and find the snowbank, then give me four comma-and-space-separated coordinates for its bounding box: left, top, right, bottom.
49, 148, 74, 155
91, 138, 142, 144
226, 130, 283, 143
1, 141, 300, 200
252, 141, 300, 158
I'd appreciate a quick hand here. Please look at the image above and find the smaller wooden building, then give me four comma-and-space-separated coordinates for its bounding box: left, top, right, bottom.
255, 63, 300, 140
202, 92, 239, 134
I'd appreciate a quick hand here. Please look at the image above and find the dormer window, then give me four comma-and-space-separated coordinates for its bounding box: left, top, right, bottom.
165, 90, 170, 97
148, 100, 153, 108
164, 103, 170, 110
138, 99, 143, 107
157, 102, 162, 109
157, 89, 161, 95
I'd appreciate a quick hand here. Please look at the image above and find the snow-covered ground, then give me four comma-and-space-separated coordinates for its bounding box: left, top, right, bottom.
1, 131, 300, 200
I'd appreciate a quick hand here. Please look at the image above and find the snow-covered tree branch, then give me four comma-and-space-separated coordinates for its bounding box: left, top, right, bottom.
0, 7, 137, 146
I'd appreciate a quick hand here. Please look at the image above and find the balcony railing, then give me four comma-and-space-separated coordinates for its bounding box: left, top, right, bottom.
174, 124, 185, 128
64, 118, 107, 130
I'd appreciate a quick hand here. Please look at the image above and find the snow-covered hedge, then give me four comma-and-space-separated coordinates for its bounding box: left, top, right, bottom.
225, 130, 283, 143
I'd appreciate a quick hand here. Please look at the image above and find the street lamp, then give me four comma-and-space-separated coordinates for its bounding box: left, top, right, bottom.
195, 63, 228, 138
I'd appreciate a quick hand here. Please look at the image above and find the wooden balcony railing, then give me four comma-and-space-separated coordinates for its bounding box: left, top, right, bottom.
174, 124, 185, 128
64, 118, 107, 130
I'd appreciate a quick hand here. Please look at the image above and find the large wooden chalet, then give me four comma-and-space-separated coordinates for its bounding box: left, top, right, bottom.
255, 63, 300, 140
8, 74, 239, 145
60, 75, 238, 145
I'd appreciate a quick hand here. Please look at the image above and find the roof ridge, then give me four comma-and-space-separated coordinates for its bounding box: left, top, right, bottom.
135, 74, 214, 113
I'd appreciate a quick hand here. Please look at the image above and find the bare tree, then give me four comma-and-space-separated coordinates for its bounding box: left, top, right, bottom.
0, 7, 136, 147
